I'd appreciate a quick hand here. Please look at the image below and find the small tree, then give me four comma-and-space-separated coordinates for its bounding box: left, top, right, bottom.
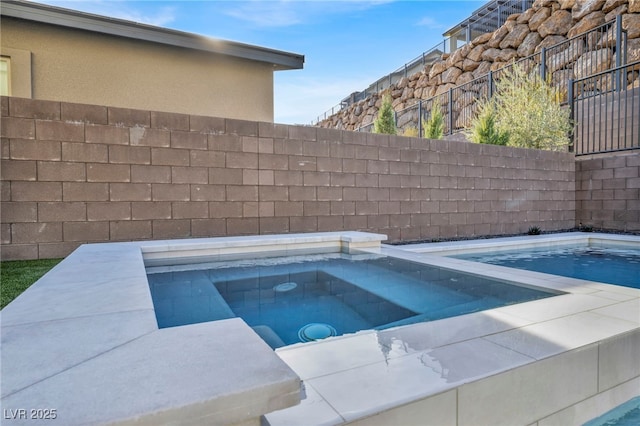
423, 101, 444, 139
492, 63, 572, 151
467, 99, 509, 145
374, 94, 396, 135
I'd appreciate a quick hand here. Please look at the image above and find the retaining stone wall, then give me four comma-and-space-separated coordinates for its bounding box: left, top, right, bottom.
1, 96, 578, 260
319, 0, 640, 133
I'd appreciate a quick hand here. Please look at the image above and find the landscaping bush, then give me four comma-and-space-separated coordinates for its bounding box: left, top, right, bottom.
527, 226, 542, 235
466, 99, 509, 145
491, 63, 572, 151
402, 126, 419, 137
423, 101, 444, 140
374, 94, 397, 135
466, 63, 571, 151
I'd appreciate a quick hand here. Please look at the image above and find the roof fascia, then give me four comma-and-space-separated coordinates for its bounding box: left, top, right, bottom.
1, 1, 304, 70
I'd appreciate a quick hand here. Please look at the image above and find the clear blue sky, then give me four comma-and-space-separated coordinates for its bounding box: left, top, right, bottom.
34, 1, 486, 124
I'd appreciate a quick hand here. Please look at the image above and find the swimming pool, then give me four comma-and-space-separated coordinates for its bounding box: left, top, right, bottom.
4, 231, 638, 425
146, 252, 558, 348
583, 396, 640, 426
454, 245, 640, 288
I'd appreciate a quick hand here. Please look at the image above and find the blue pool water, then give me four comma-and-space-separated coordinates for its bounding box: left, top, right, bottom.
583, 397, 640, 426
147, 252, 557, 348
455, 246, 640, 288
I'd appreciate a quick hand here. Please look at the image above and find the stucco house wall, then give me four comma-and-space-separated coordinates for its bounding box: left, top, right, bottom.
0, 1, 304, 122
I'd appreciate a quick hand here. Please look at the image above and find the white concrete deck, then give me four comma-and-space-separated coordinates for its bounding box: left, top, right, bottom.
1, 232, 638, 425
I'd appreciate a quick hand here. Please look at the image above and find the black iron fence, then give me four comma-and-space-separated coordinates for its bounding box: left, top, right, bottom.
383, 16, 626, 137
351, 16, 632, 156
316, 0, 537, 124
314, 39, 448, 125
466, 0, 535, 35
570, 61, 640, 156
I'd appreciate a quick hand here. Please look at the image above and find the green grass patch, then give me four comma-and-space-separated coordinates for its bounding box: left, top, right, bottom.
1, 259, 63, 309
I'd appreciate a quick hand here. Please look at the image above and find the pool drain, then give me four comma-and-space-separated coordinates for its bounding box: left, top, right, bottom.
298, 323, 337, 342
274, 282, 297, 292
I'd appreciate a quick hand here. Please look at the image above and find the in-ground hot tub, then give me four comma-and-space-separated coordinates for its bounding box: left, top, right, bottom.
146, 249, 559, 349
0, 232, 385, 425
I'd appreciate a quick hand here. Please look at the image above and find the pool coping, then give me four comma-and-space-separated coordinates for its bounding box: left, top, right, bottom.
393, 232, 640, 256
1, 231, 638, 425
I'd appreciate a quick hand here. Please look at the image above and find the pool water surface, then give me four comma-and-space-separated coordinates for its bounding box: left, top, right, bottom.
583, 396, 640, 426
147, 252, 558, 348
455, 245, 640, 288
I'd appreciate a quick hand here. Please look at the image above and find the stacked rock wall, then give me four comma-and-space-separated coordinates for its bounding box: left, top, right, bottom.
318, 0, 640, 133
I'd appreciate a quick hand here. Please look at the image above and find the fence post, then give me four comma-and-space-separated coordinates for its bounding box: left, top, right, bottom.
488, 70, 494, 98
448, 88, 453, 136
418, 101, 423, 138
615, 14, 623, 92
615, 14, 623, 68
540, 47, 547, 81
568, 78, 575, 153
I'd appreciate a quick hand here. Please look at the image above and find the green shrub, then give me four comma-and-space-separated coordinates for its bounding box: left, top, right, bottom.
527, 226, 542, 235
402, 126, 419, 137
423, 101, 444, 139
374, 94, 397, 135
491, 63, 572, 151
579, 223, 594, 232
466, 99, 509, 145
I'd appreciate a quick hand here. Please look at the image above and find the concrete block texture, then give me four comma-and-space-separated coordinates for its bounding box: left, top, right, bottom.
85, 124, 129, 145
36, 120, 84, 142
6, 96, 637, 260
576, 151, 640, 232
10, 97, 60, 120
62, 142, 108, 163
108, 107, 150, 128
151, 111, 190, 131
1, 117, 36, 139
11, 140, 61, 161
1, 159, 37, 181
61, 102, 108, 124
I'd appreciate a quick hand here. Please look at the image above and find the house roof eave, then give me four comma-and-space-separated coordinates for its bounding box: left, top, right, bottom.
1, 0, 305, 70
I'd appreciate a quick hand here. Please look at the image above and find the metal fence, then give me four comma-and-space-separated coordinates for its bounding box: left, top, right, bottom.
315, 0, 536, 125
357, 122, 375, 133
313, 39, 448, 124
358, 16, 628, 146
570, 61, 640, 156
446, 0, 535, 51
